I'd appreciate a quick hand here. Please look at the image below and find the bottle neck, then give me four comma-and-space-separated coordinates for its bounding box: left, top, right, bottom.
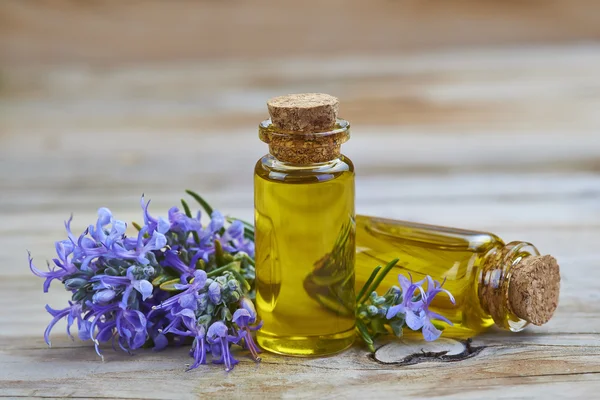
259, 118, 350, 164
263, 154, 345, 171
478, 241, 541, 332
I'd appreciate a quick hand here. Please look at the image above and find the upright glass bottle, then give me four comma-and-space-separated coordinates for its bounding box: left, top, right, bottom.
254, 93, 356, 356
354, 215, 561, 337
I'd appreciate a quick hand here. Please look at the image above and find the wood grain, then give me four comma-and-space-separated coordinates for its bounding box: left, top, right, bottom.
1, 0, 600, 65
1, 2, 600, 397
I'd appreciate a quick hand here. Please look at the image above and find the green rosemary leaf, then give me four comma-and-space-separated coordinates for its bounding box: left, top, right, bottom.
206, 261, 240, 278
131, 221, 143, 231
364, 258, 399, 300
180, 199, 193, 218
185, 189, 214, 216
151, 274, 178, 287
160, 278, 183, 292
356, 265, 382, 303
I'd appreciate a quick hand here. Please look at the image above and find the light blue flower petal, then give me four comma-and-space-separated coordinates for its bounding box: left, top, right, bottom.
150, 232, 167, 250
153, 333, 169, 351
209, 211, 225, 233
134, 279, 153, 300
207, 321, 228, 338
157, 217, 170, 234
78, 320, 92, 341
112, 220, 127, 235
192, 269, 207, 287
97, 207, 112, 226
232, 309, 251, 326
422, 321, 442, 342
386, 304, 403, 319
405, 310, 424, 330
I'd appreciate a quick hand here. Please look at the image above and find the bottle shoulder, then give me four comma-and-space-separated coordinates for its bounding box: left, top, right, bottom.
255, 154, 354, 184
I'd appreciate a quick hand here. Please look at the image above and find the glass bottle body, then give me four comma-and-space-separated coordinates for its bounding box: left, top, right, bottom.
355, 215, 537, 337
254, 155, 356, 356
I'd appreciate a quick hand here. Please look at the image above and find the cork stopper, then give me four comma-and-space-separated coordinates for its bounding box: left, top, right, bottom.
260, 93, 350, 164
267, 93, 339, 132
508, 255, 560, 326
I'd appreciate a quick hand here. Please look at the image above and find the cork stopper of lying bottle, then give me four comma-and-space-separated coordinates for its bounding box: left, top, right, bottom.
260, 93, 350, 164
480, 251, 560, 330
508, 255, 560, 326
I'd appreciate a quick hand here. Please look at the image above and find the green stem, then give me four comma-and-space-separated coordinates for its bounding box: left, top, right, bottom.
240, 252, 255, 266
356, 320, 375, 353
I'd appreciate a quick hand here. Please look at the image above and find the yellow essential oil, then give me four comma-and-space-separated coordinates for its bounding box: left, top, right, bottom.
254, 94, 356, 356
354, 215, 561, 337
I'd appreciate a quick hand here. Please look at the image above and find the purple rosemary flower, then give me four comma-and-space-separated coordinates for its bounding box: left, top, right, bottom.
158, 270, 208, 308
88, 208, 127, 248
188, 327, 208, 371
110, 226, 167, 265
30, 191, 260, 372
206, 321, 242, 372
43, 302, 91, 346
423, 276, 455, 304
91, 266, 153, 309
116, 309, 148, 351
168, 206, 202, 234
92, 289, 117, 304
416, 277, 456, 341
28, 248, 78, 293
208, 211, 225, 234
185, 211, 255, 261
386, 273, 425, 322
162, 250, 197, 282
221, 219, 255, 256
208, 280, 222, 304
387, 274, 455, 341
175, 313, 210, 370
232, 297, 263, 361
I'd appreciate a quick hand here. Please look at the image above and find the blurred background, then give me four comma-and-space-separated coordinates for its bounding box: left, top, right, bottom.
1, 1, 600, 315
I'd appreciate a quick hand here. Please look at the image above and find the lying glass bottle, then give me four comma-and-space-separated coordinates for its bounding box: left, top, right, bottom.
353, 215, 561, 337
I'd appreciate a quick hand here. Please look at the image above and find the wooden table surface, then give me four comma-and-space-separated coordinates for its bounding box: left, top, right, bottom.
2, 1, 600, 399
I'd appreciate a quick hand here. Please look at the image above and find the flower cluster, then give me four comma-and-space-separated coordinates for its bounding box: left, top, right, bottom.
355, 259, 455, 351
29, 191, 259, 371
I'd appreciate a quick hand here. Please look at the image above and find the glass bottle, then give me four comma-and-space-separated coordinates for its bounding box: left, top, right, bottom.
254, 93, 356, 356
355, 215, 561, 337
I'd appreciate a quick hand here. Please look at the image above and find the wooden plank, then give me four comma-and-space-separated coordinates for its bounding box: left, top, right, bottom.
1, 43, 600, 397
1, 0, 600, 65
2, 45, 600, 130
1, 333, 600, 399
